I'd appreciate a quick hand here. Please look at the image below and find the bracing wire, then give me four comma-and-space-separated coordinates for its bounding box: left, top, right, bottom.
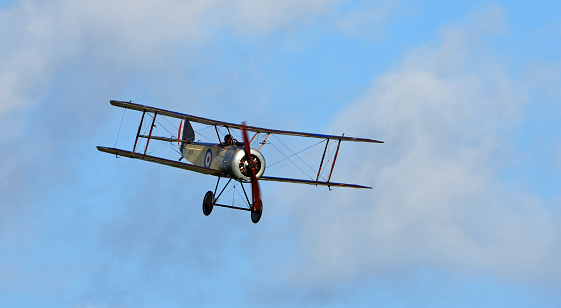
161, 115, 177, 133
236, 186, 250, 207
270, 134, 321, 175
268, 141, 315, 180
158, 139, 183, 156
267, 138, 326, 169
155, 117, 176, 140
113, 107, 127, 153
267, 146, 324, 175
193, 126, 215, 142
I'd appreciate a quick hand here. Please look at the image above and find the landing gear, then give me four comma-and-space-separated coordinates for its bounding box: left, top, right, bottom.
203, 177, 263, 223
202, 191, 214, 216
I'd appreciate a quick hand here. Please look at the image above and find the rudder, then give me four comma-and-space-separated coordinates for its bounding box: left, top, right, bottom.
178, 120, 195, 153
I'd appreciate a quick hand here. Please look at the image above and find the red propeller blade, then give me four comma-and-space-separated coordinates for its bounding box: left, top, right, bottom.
241, 122, 262, 212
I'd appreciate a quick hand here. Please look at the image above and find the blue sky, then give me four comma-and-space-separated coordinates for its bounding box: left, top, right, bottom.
1, 0, 560, 307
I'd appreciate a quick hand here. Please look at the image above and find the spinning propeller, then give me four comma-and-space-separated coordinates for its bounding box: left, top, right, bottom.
241, 122, 262, 223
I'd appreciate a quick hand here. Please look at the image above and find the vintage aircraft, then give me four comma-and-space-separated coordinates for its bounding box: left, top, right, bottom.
97, 100, 383, 223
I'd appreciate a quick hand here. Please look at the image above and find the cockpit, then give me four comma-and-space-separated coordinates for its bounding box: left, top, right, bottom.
222, 134, 243, 147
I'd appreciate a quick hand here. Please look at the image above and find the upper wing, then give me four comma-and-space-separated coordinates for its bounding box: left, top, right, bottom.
97, 146, 227, 177
260, 176, 372, 189
110, 100, 383, 143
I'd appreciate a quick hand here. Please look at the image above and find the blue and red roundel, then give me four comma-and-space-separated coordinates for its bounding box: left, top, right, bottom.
204, 148, 212, 168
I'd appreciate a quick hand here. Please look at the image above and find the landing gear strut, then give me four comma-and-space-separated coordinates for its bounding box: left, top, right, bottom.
201, 177, 263, 223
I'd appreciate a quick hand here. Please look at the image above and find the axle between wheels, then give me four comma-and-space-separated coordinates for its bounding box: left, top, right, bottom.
202, 190, 262, 223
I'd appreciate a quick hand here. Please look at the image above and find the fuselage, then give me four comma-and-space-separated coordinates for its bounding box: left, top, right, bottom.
180, 142, 266, 182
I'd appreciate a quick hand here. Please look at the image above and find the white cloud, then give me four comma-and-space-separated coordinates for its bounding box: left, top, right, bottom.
0, 0, 345, 268
0, 0, 341, 140
274, 7, 561, 288
218, 0, 341, 35
0, 0, 210, 139
2, 1, 559, 304
334, 0, 405, 40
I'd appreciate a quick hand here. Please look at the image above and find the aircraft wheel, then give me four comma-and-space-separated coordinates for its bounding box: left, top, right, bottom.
251, 200, 262, 224
202, 191, 214, 216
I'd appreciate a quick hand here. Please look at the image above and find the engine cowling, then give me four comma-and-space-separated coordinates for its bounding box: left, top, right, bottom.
222, 147, 266, 181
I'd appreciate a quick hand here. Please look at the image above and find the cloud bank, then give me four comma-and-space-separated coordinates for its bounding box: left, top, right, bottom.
1, 1, 560, 306
0, 0, 342, 136
274, 7, 561, 289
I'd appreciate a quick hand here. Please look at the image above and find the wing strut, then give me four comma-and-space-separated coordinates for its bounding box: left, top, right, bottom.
315, 139, 330, 185
214, 125, 222, 146
133, 110, 146, 153
258, 133, 270, 151
144, 112, 158, 155
249, 132, 258, 144
327, 137, 343, 188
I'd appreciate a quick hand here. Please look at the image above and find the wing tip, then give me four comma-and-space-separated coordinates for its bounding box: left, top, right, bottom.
96, 145, 109, 152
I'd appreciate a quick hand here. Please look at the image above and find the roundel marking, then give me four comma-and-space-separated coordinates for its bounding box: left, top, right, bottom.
204, 148, 212, 168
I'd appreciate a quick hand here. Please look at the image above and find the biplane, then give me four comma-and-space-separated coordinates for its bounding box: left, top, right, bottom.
97, 100, 383, 223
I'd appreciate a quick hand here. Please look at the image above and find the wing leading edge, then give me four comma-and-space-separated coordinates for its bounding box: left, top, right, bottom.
109, 100, 383, 143
260, 176, 372, 189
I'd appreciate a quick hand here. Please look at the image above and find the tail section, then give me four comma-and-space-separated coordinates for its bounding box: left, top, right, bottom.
178, 120, 195, 153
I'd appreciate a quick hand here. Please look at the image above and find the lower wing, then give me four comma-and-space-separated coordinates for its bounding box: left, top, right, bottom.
97, 147, 371, 189
97, 146, 226, 177
260, 176, 372, 189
